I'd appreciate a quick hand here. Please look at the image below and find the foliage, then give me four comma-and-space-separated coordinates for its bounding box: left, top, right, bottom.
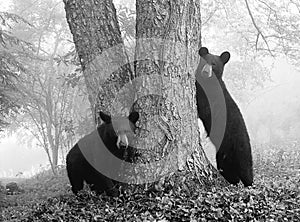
0, 166, 69, 209
254, 141, 300, 174
1, 143, 300, 221
0, 11, 32, 130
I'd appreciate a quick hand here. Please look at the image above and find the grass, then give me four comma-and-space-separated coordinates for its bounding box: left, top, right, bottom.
1, 141, 300, 221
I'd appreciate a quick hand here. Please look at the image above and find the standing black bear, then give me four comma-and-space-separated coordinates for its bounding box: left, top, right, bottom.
66, 111, 139, 196
195, 47, 253, 186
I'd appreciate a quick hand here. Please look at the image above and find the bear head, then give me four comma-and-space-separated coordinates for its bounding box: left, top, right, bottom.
197, 47, 230, 80
99, 111, 139, 149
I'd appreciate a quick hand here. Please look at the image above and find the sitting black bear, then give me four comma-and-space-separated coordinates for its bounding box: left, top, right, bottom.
66, 111, 139, 196
195, 47, 253, 186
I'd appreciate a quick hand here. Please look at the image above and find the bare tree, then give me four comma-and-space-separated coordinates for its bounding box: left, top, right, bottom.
16, 59, 80, 174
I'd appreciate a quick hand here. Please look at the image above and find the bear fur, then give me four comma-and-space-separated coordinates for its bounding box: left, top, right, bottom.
195, 47, 253, 186
66, 111, 139, 196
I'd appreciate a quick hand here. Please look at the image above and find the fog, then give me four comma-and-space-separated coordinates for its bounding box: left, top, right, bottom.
0, 0, 299, 177
0, 135, 48, 177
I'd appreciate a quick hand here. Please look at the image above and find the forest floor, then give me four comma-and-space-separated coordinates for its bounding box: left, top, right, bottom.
1, 143, 300, 222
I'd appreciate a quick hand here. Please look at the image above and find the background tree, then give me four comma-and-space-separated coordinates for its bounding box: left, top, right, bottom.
0, 12, 32, 130
3, 0, 94, 174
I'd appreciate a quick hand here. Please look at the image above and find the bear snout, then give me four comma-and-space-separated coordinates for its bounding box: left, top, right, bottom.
117, 134, 129, 149
201, 64, 213, 78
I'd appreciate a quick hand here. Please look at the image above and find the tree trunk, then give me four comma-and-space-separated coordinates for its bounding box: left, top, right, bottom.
63, 0, 217, 187
46, 31, 63, 174
63, 0, 133, 120
52, 146, 59, 168
133, 0, 214, 184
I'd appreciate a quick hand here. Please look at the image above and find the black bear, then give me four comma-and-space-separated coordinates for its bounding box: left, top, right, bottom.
195, 47, 253, 186
66, 111, 139, 196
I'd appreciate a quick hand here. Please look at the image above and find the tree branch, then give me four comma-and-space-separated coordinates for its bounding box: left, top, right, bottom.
244, 0, 274, 56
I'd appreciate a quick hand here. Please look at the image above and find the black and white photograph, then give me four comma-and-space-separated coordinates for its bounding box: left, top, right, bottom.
0, 0, 299, 221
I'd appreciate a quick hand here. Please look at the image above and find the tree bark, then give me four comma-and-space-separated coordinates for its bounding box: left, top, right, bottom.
63, 0, 133, 119
133, 0, 214, 184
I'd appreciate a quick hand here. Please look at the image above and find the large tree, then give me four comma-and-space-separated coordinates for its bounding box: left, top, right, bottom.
63, 0, 217, 186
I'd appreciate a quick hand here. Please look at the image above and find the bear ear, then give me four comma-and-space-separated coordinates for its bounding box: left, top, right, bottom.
220, 51, 230, 64
99, 111, 111, 123
199, 47, 209, 57
129, 111, 139, 124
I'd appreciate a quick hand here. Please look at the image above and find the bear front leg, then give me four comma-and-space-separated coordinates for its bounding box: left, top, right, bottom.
66, 164, 84, 194
69, 173, 84, 194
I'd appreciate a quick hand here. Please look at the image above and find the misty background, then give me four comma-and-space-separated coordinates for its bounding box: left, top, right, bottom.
0, 0, 299, 178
